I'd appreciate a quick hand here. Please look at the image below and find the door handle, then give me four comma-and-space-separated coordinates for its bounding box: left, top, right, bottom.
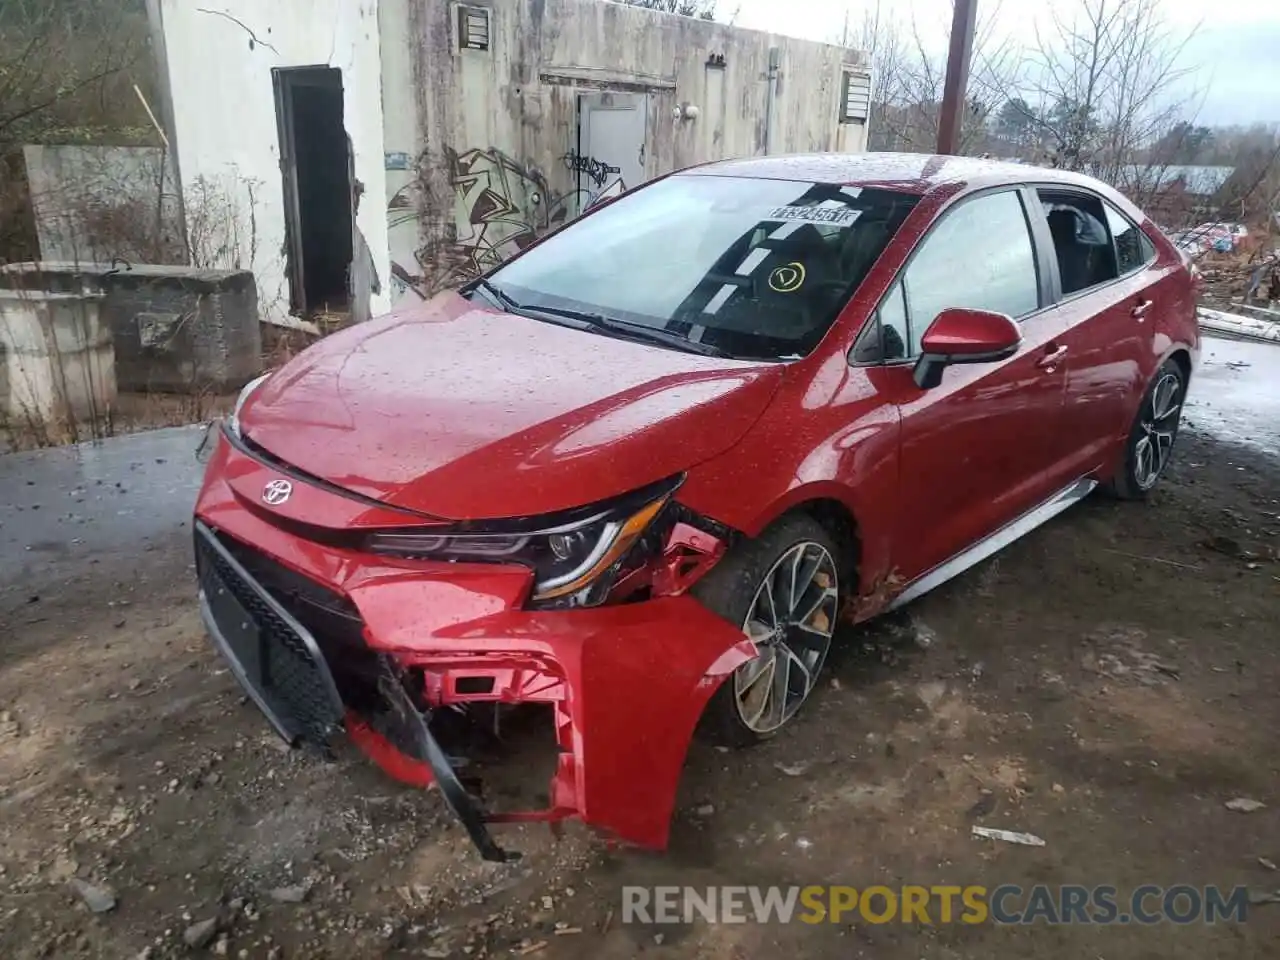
1036, 344, 1069, 370
1131, 299, 1152, 320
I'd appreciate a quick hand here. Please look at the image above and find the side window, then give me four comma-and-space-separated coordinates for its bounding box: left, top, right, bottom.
901, 190, 1040, 355
1140, 231, 1156, 262
878, 281, 909, 360
851, 280, 909, 364
1104, 201, 1155, 274
1039, 190, 1119, 295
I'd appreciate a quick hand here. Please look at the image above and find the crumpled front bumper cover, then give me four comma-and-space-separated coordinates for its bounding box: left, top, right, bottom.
193, 433, 754, 861
196, 521, 525, 860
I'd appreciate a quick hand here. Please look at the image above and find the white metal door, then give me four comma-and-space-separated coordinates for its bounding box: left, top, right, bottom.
575, 93, 648, 212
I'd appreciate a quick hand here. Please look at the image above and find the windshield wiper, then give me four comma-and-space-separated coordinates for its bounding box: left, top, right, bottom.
471, 281, 731, 358
470, 277, 524, 314
526, 304, 731, 358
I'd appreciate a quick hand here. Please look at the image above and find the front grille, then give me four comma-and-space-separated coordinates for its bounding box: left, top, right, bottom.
211, 530, 386, 714
216, 533, 367, 647
195, 525, 345, 745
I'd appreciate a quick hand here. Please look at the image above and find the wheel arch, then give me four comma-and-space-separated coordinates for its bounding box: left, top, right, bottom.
1103, 347, 1191, 500
794, 498, 862, 589
1165, 346, 1193, 387
1120, 341, 1194, 442
745, 489, 863, 591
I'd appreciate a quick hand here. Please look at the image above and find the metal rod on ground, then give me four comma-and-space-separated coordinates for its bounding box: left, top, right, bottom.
936, 0, 979, 156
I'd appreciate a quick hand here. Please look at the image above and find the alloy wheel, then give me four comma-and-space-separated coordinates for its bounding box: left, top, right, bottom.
1133, 371, 1183, 490
734, 541, 839, 734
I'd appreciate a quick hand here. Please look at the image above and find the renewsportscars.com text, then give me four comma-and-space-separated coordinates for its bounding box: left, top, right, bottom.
622, 884, 1251, 926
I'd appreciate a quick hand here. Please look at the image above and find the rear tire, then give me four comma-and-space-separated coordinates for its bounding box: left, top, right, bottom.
1106, 358, 1186, 500
693, 515, 842, 747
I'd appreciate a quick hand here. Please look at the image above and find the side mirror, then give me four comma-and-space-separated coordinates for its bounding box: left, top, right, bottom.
912, 308, 1022, 389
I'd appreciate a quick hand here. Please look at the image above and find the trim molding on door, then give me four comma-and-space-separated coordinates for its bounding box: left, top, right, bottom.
887, 476, 1098, 610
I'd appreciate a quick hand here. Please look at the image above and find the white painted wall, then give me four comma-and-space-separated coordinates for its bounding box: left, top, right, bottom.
151, 0, 390, 325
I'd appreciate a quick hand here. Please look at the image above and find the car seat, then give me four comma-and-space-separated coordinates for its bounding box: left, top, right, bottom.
838, 217, 890, 285
1047, 208, 1092, 294
719, 224, 843, 338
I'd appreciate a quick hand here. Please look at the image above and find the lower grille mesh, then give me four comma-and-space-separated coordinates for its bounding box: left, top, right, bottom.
196, 528, 344, 745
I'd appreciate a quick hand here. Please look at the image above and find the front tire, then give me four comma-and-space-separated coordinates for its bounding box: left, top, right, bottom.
693, 515, 842, 747
1108, 358, 1186, 499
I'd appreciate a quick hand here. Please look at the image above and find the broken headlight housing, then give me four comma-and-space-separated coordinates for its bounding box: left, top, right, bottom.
362, 477, 681, 605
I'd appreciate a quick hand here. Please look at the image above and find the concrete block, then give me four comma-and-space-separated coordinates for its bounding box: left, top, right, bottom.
0, 290, 115, 426
0, 263, 261, 393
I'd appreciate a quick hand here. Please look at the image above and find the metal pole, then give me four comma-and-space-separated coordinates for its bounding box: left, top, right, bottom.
936, 0, 978, 156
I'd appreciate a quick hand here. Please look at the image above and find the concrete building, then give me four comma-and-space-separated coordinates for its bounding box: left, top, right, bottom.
147, 0, 871, 323
17, 145, 184, 265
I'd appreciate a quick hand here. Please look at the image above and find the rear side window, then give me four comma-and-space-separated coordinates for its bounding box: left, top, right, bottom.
1039, 190, 1119, 295
1104, 202, 1156, 274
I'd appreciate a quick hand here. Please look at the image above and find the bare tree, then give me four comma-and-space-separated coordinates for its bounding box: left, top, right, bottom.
1217, 135, 1280, 229
836, 2, 909, 148
614, 0, 717, 20
0, 0, 153, 152
842, 0, 1016, 155
1011, 0, 1197, 181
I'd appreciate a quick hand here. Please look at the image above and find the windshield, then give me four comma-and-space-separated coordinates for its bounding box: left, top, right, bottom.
486, 174, 920, 360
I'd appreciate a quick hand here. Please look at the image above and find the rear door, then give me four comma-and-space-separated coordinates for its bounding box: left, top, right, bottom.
857, 188, 1076, 583
1030, 188, 1163, 477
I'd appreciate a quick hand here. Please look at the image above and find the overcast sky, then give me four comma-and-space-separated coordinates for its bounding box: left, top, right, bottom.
728, 0, 1280, 127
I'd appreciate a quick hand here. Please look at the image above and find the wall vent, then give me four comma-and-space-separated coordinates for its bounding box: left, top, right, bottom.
457, 5, 491, 51
840, 71, 872, 123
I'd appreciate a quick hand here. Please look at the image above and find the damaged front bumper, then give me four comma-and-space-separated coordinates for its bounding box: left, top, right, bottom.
193, 435, 753, 861
196, 521, 526, 861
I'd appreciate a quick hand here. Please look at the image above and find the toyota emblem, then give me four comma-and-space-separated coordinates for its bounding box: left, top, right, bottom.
262, 479, 293, 505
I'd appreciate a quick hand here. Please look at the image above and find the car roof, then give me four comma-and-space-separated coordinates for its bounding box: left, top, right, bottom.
681, 152, 1119, 198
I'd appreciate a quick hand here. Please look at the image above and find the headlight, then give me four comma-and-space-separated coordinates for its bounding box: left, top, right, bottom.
363, 482, 677, 604
226, 372, 271, 439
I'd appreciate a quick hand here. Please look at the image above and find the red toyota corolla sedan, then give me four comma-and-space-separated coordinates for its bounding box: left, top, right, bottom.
194, 153, 1198, 860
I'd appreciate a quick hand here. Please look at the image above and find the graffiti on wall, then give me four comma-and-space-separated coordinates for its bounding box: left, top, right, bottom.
389, 145, 627, 301
446, 147, 558, 273
561, 149, 620, 190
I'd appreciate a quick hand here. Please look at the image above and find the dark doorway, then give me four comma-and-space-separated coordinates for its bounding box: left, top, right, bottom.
273, 66, 353, 315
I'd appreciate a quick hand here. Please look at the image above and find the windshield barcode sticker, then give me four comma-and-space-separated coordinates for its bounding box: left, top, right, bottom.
765, 206, 861, 225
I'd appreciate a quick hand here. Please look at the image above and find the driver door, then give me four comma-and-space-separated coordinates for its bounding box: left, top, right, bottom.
861, 188, 1077, 585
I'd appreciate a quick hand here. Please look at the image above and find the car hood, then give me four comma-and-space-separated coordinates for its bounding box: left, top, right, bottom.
240, 292, 783, 519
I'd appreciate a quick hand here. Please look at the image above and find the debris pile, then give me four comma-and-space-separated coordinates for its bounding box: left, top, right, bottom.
1196, 246, 1279, 307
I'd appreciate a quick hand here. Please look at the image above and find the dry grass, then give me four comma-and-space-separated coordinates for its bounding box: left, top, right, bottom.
0, 388, 236, 454
1, 321, 321, 453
